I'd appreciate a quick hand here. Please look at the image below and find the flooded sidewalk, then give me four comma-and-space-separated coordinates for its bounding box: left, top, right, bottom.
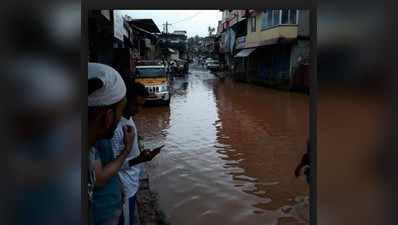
135, 67, 309, 225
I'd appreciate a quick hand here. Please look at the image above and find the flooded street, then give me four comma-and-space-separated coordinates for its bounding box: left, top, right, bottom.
135, 65, 309, 225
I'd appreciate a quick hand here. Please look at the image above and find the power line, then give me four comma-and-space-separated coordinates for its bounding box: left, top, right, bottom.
170, 11, 203, 25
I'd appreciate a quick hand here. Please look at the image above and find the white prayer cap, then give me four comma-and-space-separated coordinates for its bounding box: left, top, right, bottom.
88, 63, 126, 107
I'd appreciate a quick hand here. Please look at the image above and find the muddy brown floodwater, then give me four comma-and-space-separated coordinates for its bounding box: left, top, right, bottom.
135, 65, 309, 225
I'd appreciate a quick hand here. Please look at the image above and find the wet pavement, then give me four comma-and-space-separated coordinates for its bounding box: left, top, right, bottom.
135, 64, 309, 225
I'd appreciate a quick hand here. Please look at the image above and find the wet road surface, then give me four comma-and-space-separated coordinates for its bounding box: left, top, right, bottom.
135, 65, 309, 225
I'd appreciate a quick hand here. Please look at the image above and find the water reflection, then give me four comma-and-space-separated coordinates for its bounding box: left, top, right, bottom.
135, 105, 170, 149
213, 79, 309, 209
135, 67, 309, 225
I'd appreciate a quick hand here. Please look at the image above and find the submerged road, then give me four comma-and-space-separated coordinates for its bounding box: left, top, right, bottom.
135, 64, 309, 225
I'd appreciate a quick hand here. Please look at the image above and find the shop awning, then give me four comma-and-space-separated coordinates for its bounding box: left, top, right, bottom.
234, 48, 256, 58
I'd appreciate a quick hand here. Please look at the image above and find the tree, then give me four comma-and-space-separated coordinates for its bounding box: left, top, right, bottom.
208, 26, 215, 37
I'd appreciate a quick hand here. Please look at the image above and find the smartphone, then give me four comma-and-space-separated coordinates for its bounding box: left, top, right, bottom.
151, 144, 165, 152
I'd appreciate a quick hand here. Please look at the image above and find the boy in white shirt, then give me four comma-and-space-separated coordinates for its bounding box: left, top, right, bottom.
111, 82, 161, 225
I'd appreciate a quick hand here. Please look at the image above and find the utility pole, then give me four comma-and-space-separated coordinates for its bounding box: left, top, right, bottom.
162, 21, 171, 67
163, 21, 170, 34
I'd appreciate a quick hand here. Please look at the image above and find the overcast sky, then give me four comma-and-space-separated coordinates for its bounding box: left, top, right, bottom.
120, 10, 222, 37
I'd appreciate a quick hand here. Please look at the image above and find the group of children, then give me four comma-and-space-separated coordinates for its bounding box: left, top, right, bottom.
88, 62, 160, 225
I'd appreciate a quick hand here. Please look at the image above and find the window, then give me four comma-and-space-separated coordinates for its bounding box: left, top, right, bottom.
261, 9, 272, 29
250, 16, 256, 32
281, 9, 289, 24
272, 10, 280, 26
136, 68, 166, 77
261, 9, 298, 30
261, 11, 266, 28
268, 11, 273, 25
290, 10, 298, 24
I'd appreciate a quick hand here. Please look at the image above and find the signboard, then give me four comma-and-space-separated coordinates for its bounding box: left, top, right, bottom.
236, 36, 246, 49
237, 10, 247, 21
113, 10, 125, 41
217, 20, 225, 34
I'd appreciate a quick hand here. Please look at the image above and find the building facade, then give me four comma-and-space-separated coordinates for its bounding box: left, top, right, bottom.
158, 31, 188, 61
219, 9, 311, 90
88, 10, 161, 81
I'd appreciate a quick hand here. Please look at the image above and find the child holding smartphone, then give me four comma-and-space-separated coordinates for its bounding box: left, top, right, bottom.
111, 82, 163, 225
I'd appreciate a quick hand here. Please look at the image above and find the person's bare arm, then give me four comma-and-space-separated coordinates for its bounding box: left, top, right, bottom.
95, 126, 134, 186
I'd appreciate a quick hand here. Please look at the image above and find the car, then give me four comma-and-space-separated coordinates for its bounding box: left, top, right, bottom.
206, 60, 220, 72
205, 58, 213, 65
135, 65, 171, 105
